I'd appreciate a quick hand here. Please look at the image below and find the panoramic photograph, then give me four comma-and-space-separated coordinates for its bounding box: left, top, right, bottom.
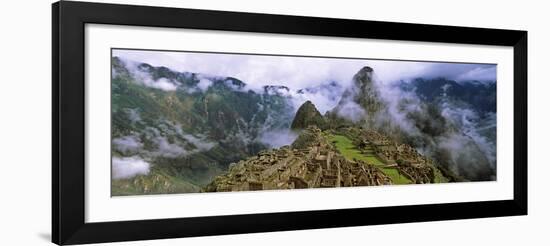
111, 48, 497, 196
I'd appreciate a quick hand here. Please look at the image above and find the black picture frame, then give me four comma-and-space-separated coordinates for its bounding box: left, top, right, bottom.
52, 1, 527, 245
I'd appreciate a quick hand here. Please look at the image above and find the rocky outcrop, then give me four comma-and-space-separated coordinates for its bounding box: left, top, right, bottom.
290, 101, 327, 130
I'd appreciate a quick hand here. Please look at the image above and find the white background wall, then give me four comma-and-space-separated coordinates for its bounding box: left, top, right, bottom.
0, 0, 547, 245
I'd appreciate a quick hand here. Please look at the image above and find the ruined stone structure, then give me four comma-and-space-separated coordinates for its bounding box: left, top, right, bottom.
346, 128, 435, 184
204, 127, 392, 192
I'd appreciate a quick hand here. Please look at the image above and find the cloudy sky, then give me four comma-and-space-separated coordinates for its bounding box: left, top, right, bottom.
113, 49, 496, 91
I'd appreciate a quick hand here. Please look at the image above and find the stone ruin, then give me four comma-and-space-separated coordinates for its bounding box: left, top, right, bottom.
203, 126, 392, 192
349, 128, 435, 184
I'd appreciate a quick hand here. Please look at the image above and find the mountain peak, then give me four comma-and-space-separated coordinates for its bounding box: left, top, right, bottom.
353, 66, 374, 88
330, 66, 384, 123
291, 101, 327, 130
359, 66, 374, 73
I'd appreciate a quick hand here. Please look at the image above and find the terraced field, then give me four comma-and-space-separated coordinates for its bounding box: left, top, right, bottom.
325, 134, 412, 185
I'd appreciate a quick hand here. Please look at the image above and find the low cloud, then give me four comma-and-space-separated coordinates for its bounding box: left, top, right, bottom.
112, 135, 143, 154
153, 136, 188, 158
196, 77, 213, 91
112, 156, 151, 179
116, 58, 180, 91
336, 100, 366, 123
258, 129, 298, 148
124, 108, 141, 123
289, 82, 344, 114
142, 122, 217, 158
151, 78, 179, 91
183, 133, 216, 151
440, 103, 496, 167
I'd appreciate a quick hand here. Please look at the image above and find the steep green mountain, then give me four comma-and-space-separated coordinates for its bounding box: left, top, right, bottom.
328, 66, 384, 126
111, 57, 295, 195
342, 66, 385, 115
290, 100, 327, 130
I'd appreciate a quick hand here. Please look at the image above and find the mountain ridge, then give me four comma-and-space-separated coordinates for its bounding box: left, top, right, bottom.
111, 57, 295, 195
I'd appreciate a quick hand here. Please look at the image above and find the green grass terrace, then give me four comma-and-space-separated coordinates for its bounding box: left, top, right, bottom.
325, 133, 412, 185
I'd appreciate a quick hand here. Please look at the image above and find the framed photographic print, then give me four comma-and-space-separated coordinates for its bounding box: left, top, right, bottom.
52, 1, 527, 245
